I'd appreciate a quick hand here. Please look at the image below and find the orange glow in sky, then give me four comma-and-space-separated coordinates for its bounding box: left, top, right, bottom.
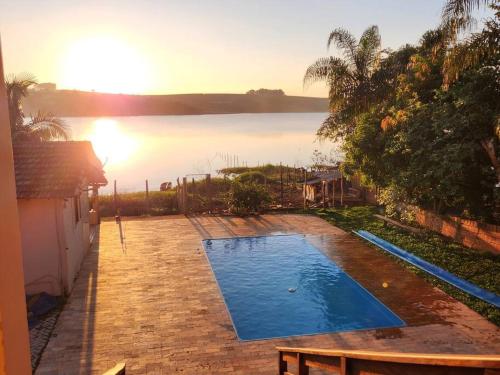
58, 36, 154, 94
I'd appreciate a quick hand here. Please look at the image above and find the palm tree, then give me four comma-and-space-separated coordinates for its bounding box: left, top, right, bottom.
441, 0, 498, 84
6, 74, 68, 142
441, 0, 495, 38
304, 26, 382, 140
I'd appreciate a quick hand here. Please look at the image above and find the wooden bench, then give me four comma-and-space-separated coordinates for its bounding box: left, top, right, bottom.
374, 214, 422, 235
277, 347, 500, 375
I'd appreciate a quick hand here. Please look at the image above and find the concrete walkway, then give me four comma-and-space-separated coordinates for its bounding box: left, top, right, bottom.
36, 214, 500, 374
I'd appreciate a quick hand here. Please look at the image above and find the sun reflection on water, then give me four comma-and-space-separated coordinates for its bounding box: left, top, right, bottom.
86, 119, 139, 166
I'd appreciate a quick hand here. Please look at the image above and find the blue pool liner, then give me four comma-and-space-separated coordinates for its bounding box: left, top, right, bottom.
202, 234, 405, 341
354, 230, 500, 308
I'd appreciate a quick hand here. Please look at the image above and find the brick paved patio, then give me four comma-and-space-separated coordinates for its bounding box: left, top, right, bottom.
36, 214, 500, 374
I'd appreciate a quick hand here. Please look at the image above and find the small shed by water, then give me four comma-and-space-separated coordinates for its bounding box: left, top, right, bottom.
303, 170, 369, 206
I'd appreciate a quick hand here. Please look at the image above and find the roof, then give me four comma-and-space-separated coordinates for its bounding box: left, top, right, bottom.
14, 141, 107, 199
305, 170, 342, 185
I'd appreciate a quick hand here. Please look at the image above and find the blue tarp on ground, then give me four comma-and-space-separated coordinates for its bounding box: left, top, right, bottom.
27, 293, 59, 329
354, 230, 500, 308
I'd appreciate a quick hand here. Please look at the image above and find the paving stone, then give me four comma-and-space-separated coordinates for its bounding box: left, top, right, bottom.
36, 214, 500, 374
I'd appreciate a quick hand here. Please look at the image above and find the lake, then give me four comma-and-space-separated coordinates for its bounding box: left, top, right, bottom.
66, 112, 338, 193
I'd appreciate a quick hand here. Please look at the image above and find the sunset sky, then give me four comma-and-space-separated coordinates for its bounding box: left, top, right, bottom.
0, 0, 487, 96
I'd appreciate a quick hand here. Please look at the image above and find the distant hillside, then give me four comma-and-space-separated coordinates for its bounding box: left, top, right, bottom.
22, 90, 328, 117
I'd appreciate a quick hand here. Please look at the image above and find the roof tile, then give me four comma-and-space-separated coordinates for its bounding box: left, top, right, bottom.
13, 141, 107, 199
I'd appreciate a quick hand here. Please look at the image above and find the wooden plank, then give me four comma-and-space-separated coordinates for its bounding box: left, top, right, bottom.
283, 352, 298, 364
303, 354, 341, 371
373, 214, 422, 234
349, 359, 483, 375
276, 348, 500, 369
340, 356, 347, 375
297, 353, 309, 375
279, 350, 288, 375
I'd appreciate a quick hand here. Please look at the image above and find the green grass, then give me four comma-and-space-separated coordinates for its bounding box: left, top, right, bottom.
308, 206, 500, 326
99, 190, 178, 217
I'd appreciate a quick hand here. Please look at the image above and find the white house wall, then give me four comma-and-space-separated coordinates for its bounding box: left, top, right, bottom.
17, 199, 63, 296
17, 190, 91, 296
61, 191, 90, 293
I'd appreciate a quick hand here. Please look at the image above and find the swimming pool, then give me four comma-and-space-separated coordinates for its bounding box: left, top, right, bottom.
202, 234, 405, 341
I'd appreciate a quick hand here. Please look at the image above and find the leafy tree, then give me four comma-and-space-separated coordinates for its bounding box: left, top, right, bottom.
341, 25, 499, 220
6, 74, 68, 142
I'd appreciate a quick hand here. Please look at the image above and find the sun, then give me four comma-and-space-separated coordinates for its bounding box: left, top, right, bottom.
58, 36, 151, 94
86, 119, 138, 165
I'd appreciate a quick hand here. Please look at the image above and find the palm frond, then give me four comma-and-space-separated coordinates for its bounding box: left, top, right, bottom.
5, 73, 38, 130
443, 23, 500, 84
359, 25, 381, 51
25, 111, 70, 141
327, 28, 357, 62
316, 112, 352, 141
442, 0, 491, 22
356, 25, 382, 76
441, 0, 494, 43
5, 73, 37, 96
303, 57, 353, 88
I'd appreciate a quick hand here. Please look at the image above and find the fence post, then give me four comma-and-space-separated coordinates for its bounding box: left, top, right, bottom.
340, 173, 344, 207
297, 353, 309, 375
206, 173, 212, 213
303, 168, 307, 210
113, 180, 118, 215
280, 162, 284, 207
278, 351, 288, 375
92, 184, 100, 223
293, 164, 297, 187
182, 177, 188, 214
145, 179, 150, 214
332, 179, 335, 208
176, 178, 181, 212
322, 181, 326, 208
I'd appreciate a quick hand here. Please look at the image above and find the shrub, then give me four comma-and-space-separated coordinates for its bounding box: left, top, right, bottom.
235, 171, 267, 185
377, 185, 417, 224
99, 190, 177, 217
227, 182, 270, 215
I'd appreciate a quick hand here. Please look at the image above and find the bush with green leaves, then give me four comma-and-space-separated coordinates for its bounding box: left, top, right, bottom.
377, 185, 418, 224
99, 191, 177, 217
227, 181, 270, 215
235, 171, 267, 185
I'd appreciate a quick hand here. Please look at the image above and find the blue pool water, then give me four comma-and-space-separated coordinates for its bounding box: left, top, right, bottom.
202, 234, 405, 340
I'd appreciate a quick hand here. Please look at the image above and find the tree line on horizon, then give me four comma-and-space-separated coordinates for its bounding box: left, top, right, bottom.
305, 0, 500, 222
